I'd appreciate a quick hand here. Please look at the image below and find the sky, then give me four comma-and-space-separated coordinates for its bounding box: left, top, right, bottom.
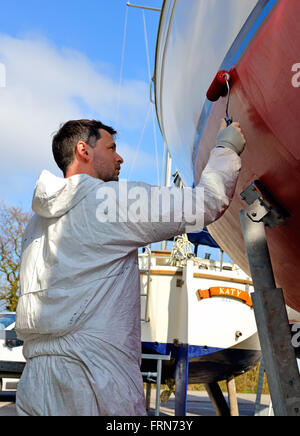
0, 0, 164, 208
0, 0, 227, 260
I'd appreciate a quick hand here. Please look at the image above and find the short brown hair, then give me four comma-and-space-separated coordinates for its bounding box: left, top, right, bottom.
52, 119, 117, 175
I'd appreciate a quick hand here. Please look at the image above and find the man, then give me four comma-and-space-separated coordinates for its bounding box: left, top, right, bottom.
16, 118, 245, 416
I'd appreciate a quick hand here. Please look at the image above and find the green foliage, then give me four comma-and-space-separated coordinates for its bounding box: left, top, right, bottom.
155, 364, 269, 399
0, 205, 31, 312
189, 364, 269, 394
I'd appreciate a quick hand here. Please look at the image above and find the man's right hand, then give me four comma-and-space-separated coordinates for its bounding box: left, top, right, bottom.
216, 120, 246, 155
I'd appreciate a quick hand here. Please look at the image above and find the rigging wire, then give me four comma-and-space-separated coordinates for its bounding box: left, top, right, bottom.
115, 5, 129, 126
116, 5, 161, 184
142, 10, 160, 187
128, 103, 152, 181
160, 142, 167, 188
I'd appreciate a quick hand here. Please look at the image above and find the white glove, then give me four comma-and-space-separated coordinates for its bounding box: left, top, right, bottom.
216, 121, 246, 155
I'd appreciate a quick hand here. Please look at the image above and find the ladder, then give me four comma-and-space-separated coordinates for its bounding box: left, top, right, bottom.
140, 246, 151, 322
141, 353, 171, 416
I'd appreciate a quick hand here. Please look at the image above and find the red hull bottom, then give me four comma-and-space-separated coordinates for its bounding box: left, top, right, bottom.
195, 0, 300, 311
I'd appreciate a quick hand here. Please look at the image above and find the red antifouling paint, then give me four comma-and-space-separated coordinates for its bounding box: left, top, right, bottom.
206, 70, 231, 102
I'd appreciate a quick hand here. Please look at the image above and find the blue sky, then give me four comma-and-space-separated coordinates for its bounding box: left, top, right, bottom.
0, 0, 227, 260
0, 0, 161, 82
0, 0, 164, 209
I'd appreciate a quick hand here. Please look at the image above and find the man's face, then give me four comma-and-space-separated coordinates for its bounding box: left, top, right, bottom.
90, 129, 123, 182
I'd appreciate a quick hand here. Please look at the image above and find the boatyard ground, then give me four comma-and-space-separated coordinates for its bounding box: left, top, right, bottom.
0, 390, 271, 417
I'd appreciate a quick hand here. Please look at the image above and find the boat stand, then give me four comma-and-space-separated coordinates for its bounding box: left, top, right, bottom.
174, 345, 189, 416
204, 382, 231, 416
174, 348, 238, 416
240, 181, 300, 416
254, 360, 274, 416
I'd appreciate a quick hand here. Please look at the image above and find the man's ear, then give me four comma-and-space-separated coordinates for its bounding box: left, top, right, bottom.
76, 141, 90, 163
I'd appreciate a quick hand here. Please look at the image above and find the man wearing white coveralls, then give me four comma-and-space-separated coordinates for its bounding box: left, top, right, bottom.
15, 118, 246, 416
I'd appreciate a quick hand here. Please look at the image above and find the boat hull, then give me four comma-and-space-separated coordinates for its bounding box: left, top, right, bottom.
140, 251, 261, 384
155, 0, 300, 311
141, 342, 261, 384
198, 0, 300, 311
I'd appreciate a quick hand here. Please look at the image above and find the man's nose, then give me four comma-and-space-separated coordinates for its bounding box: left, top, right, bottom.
117, 153, 124, 164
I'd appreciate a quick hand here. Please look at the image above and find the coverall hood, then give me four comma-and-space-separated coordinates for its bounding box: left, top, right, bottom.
32, 170, 99, 219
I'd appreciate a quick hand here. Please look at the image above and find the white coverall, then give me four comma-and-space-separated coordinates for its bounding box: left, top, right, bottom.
15, 134, 242, 416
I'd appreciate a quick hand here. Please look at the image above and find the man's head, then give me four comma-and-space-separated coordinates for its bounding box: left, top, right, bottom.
52, 119, 123, 181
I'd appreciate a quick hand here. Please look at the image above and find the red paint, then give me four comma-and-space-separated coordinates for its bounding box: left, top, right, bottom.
206, 70, 231, 102
195, 0, 300, 311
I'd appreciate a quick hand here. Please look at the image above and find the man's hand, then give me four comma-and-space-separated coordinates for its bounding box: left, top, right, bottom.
217, 119, 246, 155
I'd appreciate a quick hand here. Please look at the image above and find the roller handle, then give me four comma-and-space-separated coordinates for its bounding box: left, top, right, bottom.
225, 116, 233, 127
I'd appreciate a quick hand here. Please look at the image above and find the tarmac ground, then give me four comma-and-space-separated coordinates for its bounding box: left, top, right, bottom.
147, 389, 271, 416
0, 390, 271, 417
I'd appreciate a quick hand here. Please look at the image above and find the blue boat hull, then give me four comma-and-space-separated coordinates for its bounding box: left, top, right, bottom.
141, 342, 261, 384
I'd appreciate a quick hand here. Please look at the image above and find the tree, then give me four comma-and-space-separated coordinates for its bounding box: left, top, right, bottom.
0, 204, 31, 312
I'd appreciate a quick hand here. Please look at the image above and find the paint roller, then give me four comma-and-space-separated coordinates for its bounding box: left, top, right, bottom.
206, 70, 233, 126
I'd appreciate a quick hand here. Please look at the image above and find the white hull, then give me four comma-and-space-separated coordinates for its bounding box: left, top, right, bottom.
154, 0, 258, 187
139, 251, 260, 352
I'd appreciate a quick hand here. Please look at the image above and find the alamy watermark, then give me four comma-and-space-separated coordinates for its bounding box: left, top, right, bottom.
291, 63, 300, 88
0, 62, 6, 88
95, 182, 205, 233
291, 323, 300, 348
